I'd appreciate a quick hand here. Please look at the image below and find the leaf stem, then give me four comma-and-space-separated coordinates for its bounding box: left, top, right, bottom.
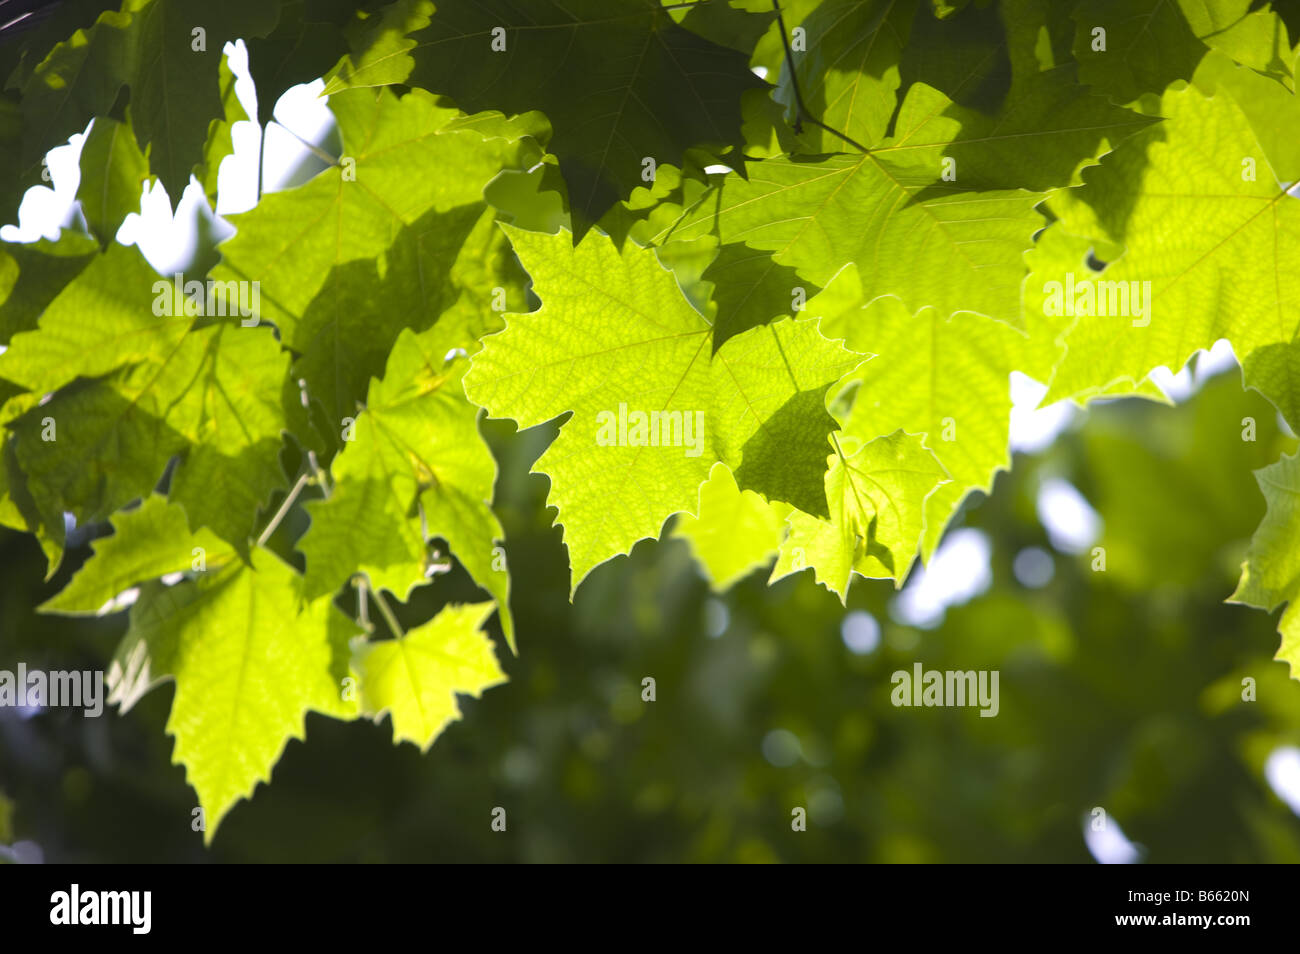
772, 0, 871, 153
257, 121, 267, 202
307, 448, 330, 498
270, 119, 340, 167
829, 430, 850, 466
369, 583, 405, 639
256, 471, 310, 548
353, 574, 373, 632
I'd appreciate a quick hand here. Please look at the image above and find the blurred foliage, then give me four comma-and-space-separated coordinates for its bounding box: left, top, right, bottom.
2, 367, 1299, 862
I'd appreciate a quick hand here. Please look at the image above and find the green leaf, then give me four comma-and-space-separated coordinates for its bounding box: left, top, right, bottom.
0, 243, 191, 394
930, 0, 970, 18
216, 85, 534, 458
672, 462, 791, 591
6, 373, 188, 539
1196, 2, 1294, 81
1042, 81, 1300, 406
671, 0, 776, 56
300, 327, 514, 648
245, 0, 353, 125
1231, 452, 1300, 681
898, 0, 1008, 115
770, 428, 949, 600
814, 269, 1024, 558
484, 162, 570, 235
335, 0, 768, 232
161, 315, 292, 553
76, 116, 150, 246
117, 0, 280, 197
663, 108, 1045, 327
1020, 221, 1170, 405
0, 232, 99, 344
21, 0, 281, 200
748, 0, 822, 80
773, 0, 916, 152
0, 244, 291, 549
464, 225, 864, 592
351, 601, 506, 751
291, 203, 500, 429
18, 6, 135, 174
1019, 221, 1095, 385
1070, 0, 1255, 104
108, 550, 358, 841
1242, 342, 1300, 432
0, 0, 122, 93
1001, 0, 1077, 77
1192, 50, 1300, 184
324, 0, 435, 91
0, 390, 62, 567
886, 57, 1156, 192
0, 0, 1296, 848
196, 54, 249, 206
213, 86, 531, 346
0, 92, 40, 228
700, 238, 822, 351
40, 494, 238, 615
